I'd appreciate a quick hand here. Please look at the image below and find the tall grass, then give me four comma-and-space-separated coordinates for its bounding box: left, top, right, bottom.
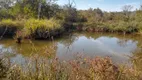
0, 56, 141, 80
24, 18, 63, 35
0, 19, 24, 28
0, 19, 64, 39
23, 18, 64, 39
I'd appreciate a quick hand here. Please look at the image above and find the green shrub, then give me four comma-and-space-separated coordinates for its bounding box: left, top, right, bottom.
115, 21, 128, 32
127, 21, 138, 33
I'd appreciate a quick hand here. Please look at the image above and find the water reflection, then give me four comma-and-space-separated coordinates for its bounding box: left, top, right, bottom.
0, 32, 142, 64
57, 35, 137, 63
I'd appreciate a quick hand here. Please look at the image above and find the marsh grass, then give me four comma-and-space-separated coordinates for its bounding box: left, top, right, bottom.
77, 21, 139, 34
0, 19, 64, 39
0, 19, 24, 29
24, 18, 63, 35
0, 18, 141, 39
0, 55, 141, 80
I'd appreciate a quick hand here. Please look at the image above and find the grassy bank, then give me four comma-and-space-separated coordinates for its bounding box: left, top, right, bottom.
0, 19, 64, 39
76, 21, 142, 34
23, 18, 64, 39
0, 19, 24, 37
0, 19, 142, 39
0, 56, 141, 80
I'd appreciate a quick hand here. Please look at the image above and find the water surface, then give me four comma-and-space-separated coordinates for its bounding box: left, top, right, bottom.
0, 32, 142, 65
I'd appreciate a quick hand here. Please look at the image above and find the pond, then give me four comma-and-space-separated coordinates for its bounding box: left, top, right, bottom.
0, 32, 142, 65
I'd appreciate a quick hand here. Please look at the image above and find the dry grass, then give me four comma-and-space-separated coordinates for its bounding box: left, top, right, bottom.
0, 56, 141, 80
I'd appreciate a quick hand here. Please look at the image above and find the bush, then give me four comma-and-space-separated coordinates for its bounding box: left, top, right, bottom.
114, 21, 128, 32
127, 21, 138, 33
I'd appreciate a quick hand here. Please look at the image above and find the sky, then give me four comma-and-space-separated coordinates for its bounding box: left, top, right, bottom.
57, 0, 142, 12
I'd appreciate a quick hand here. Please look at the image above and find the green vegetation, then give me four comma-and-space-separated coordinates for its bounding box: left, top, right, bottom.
23, 18, 64, 39
0, 18, 64, 39
77, 7, 142, 34
0, 0, 142, 39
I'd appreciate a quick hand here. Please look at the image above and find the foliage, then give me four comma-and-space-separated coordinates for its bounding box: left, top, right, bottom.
0, 0, 142, 38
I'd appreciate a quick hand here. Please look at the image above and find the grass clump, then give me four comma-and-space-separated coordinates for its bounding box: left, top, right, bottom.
23, 18, 64, 38
24, 18, 62, 31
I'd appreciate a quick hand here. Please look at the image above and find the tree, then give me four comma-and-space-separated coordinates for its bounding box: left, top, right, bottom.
41, 2, 60, 19
61, 0, 77, 22
122, 5, 133, 21
94, 8, 104, 21
8, 0, 58, 19
0, 0, 16, 9
0, 0, 17, 19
